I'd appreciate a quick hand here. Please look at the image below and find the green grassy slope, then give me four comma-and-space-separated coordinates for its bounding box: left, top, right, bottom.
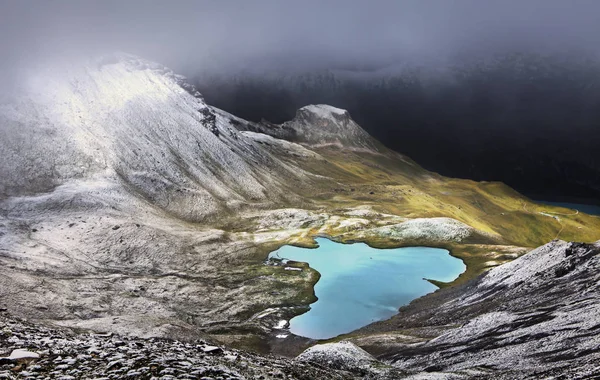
291, 146, 600, 284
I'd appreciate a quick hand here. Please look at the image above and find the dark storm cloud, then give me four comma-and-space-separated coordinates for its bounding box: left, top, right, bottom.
1, 0, 600, 75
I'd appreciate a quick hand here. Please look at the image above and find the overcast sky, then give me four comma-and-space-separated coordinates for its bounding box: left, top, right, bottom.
1, 0, 600, 75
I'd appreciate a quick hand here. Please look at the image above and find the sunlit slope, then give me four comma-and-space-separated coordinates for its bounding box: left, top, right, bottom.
241, 115, 600, 294
306, 147, 600, 248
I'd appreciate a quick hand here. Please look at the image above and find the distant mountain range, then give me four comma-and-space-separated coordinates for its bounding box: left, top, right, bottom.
193, 52, 600, 203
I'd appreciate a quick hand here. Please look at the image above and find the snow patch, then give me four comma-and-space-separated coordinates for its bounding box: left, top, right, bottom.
7, 349, 40, 360
241, 131, 322, 158
300, 104, 348, 119
336, 217, 370, 229
255, 209, 329, 231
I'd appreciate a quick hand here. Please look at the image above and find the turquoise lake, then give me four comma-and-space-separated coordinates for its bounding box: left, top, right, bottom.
536, 201, 600, 216
268, 238, 466, 339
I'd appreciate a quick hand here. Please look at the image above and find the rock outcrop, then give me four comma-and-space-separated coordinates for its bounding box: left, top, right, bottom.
346, 240, 600, 378
297, 341, 386, 377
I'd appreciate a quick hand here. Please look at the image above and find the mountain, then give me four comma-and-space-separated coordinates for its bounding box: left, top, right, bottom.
194, 52, 600, 203
0, 54, 329, 220
252, 104, 383, 152
0, 53, 599, 363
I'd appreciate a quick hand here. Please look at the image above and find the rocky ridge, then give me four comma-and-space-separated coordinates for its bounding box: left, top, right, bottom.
238, 105, 384, 153
346, 239, 600, 378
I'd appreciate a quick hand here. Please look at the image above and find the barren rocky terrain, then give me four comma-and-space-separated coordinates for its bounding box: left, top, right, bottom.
1, 54, 599, 378
0, 311, 355, 379
1, 239, 599, 379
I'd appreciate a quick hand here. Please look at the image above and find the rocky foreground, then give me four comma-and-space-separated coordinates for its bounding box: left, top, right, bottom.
0, 312, 362, 380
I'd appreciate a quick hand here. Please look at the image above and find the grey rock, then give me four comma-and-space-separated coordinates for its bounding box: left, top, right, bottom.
201, 346, 223, 355
357, 240, 600, 379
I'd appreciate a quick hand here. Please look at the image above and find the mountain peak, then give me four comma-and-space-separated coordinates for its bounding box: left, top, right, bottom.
281, 104, 380, 152
298, 104, 349, 119
249, 103, 381, 152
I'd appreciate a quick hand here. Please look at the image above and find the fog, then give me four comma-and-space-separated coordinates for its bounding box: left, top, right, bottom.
2, 0, 600, 201
2, 0, 600, 76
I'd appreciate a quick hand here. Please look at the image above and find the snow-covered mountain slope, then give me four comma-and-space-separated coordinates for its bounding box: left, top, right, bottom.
0, 54, 332, 221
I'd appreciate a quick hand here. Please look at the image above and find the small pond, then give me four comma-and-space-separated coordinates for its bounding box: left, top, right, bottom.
268, 237, 465, 339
